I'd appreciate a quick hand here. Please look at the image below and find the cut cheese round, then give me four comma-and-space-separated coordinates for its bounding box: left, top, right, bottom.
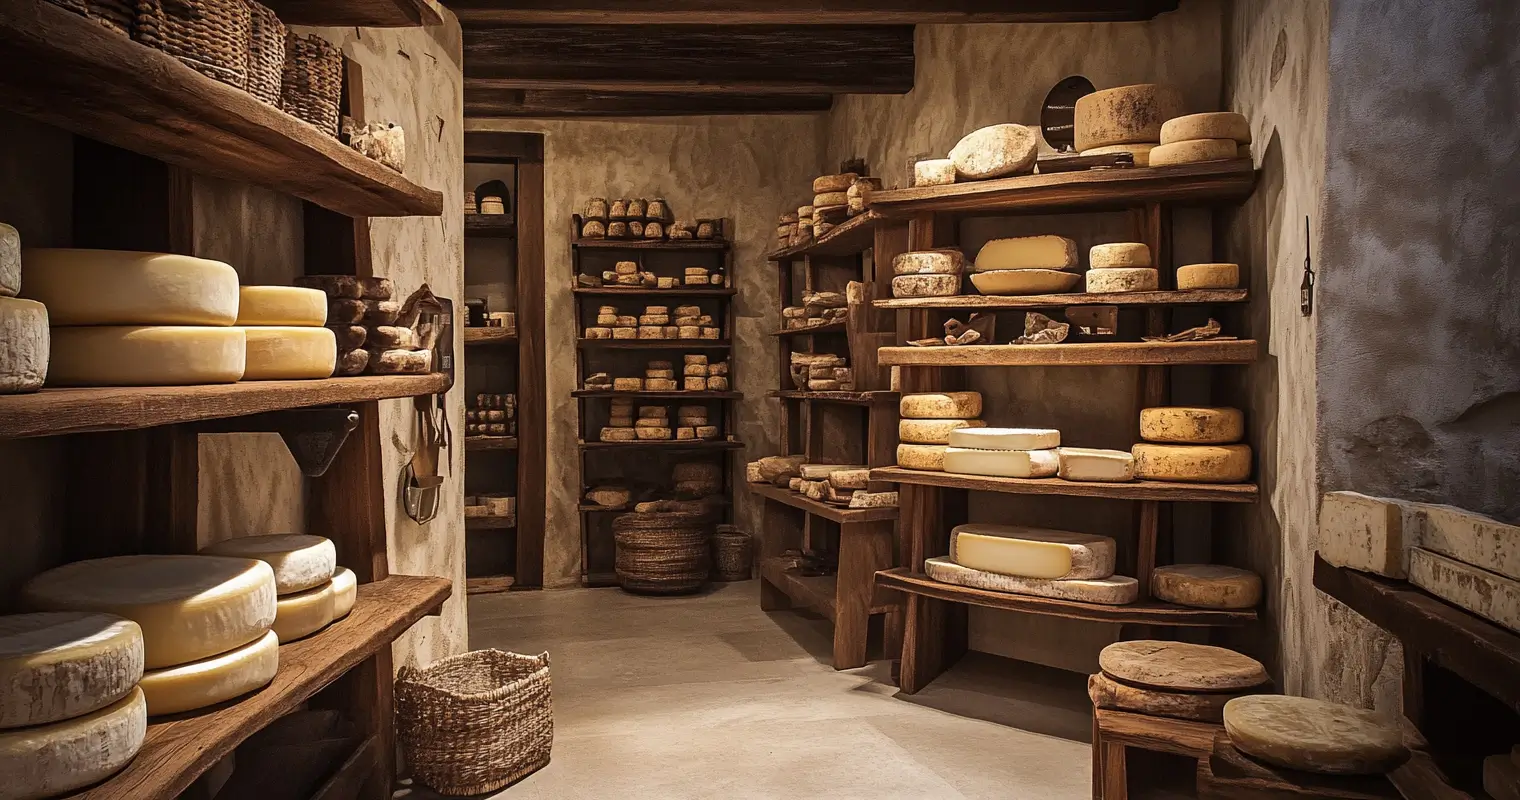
20, 249, 239, 326
242, 326, 337, 380
974, 236, 1078, 272
200, 534, 337, 595
944, 446, 1059, 478
1086, 267, 1159, 293
970, 269, 1082, 296
331, 567, 357, 619
138, 630, 278, 716
0, 297, 48, 394
949, 124, 1039, 180
897, 444, 947, 471
925, 557, 1137, 605
1223, 696, 1408, 775
1088, 672, 1245, 723
812, 173, 857, 194
0, 223, 18, 297
1177, 263, 1240, 290
893, 250, 965, 276
901, 392, 982, 420
236, 286, 328, 326
947, 427, 1060, 451
23, 555, 277, 670
272, 581, 336, 643
1149, 138, 1239, 168
1058, 447, 1135, 482
950, 524, 1116, 580
0, 612, 143, 729
1160, 112, 1250, 145
1152, 564, 1262, 609
1101, 640, 1267, 692
892, 274, 961, 298
1090, 243, 1152, 269
913, 159, 956, 187
1074, 84, 1186, 152
1132, 443, 1251, 483
0, 686, 145, 799
1140, 407, 1245, 444
1079, 143, 1157, 167
900, 418, 987, 445
48, 326, 246, 387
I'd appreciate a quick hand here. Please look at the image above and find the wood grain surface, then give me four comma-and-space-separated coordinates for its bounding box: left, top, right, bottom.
869, 467, 1259, 503
877, 339, 1259, 367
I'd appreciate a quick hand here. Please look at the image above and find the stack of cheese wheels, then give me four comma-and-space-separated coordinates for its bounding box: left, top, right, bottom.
1177, 262, 1241, 291
20, 249, 245, 387
811, 173, 856, 231
1133, 406, 1251, 483
200, 535, 356, 645
0, 222, 49, 395
1087, 243, 1159, 294
898, 392, 983, 471
891, 249, 966, 298
1075, 84, 1186, 167
943, 427, 1060, 478
1222, 695, 1409, 775
924, 523, 1138, 605
1152, 111, 1252, 168
1091, 640, 1270, 723
969, 235, 1082, 295
235, 285, 336, 380
0, 611, 148, 798
1056, 446, 1136, 482
294, 276, 416, 376
22, 555, 280, 717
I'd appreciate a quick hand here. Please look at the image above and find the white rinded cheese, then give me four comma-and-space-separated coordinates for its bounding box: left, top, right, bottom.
1079, 143, 1157, 166
1140, 407, 1245, 444
897, 443, 947, 471
236, 286, 328, 327
1223, 695, 1408, 776
950, 523, 1116, 580
974, 235, 1078, 272
1409, 548, 1520, 632
1132, 443, 1252, 483
1161, 112, 1251, 145
23, 555, 277, 670
0, 612, 144, 729
944, 447, 1059, 478
1058, 448, 1135, 482
48, 326, 246, 387
900, 418, 987, 444
0, 297, 48, 394
892, 274, 961, 298
925, 557, 1137, 605
20, 249, 239, 326
1406, 503, 1520, 581
893, 250, 965, 276
1149, 138, 1239, 167
138, 630, 279, 716
949, 124, 1039, 180
1318, 491, 1411, 578
1074, 84, 1186, 152
0, 223, 18, 297
969, 269, 1082, 296
241, 326, 336, 380
272, 581, 336, 643
1152, 565, 1262, 609
913, 159, 956, 187
947, 427, 1060, 451
1090, 243, 1152, 269
1177, 263, 1240, 290
331, 567, 357, 619
1086, 267, 1159, 293
901, 391, 982, 420
0, 686, 146, 799
200, 534, 337, 595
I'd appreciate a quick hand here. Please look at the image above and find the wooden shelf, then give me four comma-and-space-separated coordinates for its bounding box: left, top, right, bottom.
868, 160, 1256, 218
874, 289, 1249, 310
577, 338, 731, 350
876, 568, 1256, 627
767, 211, 882, 261
465, 513, 516, 530
464, 435, 517, 451
772, 320, 848, 337
770, 389, 899, 405
573, 238, 730, 251
760, 558, 895, 622
0, 0, 443, 218
462, 327, 517, 345
573, 286, 736, 298
578, 504, 629, 513
0, 374, 451, 439
748, 480, 899, 524
573, 390, 741, 400
71, 575, 450, 800
580, 439, 743, 451
870, 467, 1259, 503
878, 339, 1258, 367
465, 576, 517, 595
463, 214, 517, 238
257, 0, 442, 27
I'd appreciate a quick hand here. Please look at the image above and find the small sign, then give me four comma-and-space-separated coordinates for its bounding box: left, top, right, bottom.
1041, 76, 1097, 153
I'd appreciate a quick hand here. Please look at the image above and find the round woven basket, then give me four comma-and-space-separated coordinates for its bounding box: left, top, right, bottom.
280, 31, 343, 136
712, 527, 753, 582
133, 0, 251, 89
613, 511, 711, 595
243, 0, 284, 106
396, 649, 553, 797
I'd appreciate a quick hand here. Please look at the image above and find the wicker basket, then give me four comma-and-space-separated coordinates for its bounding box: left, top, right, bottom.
613, 511, 711, 594
712, 526, 753, 582
134, 0, 251, 89
45, 0, 134, 37
243, 0, 284, 106
396, 650, 553, 796
281, 31, 343, 136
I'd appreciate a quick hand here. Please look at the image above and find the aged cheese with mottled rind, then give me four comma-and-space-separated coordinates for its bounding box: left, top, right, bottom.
1057, 448, 1135, 482
1409, 548, 1520, 632
1151, 564, 1262, 609
1149, 138, 1239, 167
1074, 84, 1186, 152
893, 250, 966, 276
0, 612, 144, 729
925, 557, 1137, 605
949, 124, 1039, 180
944, 446, 1059, 479
892, 274, 961, 298
1408, 502, 1520, 581
950, 524, 1116, 580
1160, 112, 1251, 145
1177, 262, 1240, 290
900, 418, 987, 445
200, 534, 337, 595
1086, 268, 1159, 293
0, 296, 48, 393
1140, 407, 1245, 444
947, 427, 1060, 450
828, 468, 871, 490
974, 235, 1078, 272
1131, 443, 1251, 483
901, 391, 981, 420
1090, 243, 1152, 269
0, 223, 18, 297
1100, 640, 1268, 692
1318, 491, 1411, 578
1223, 695, 1408, 775
1088, 672, 1248, 722
897, 444, 947, 471
913, 159, 956, 187
812, 173, 858, 194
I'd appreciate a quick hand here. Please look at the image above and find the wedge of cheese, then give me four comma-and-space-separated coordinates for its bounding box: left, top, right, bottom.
947, 427, 1059, 450
949, 523, 1116, 580
974, 236, 1078, 272
1318, 491, 1412, 578
925, 557, 1137, 605
1058, 447, 1135, 482
944, 447, 1059, 479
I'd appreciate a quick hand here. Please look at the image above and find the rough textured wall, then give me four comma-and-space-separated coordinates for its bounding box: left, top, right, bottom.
465, 115, 826, 587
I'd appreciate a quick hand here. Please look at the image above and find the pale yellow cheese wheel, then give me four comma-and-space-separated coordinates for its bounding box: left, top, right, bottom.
1132, 443, 1252, 483
1177, 263, 1240, 290
897, 443, 947, 471
1074, 84, 1186, 152
331, 567, 358, 619
21, 249, 239, 326
236, 286, 328, 326
272, 581, 336, 643
1160, 112, 1251, 145
47, 326, 246, 387
241, 326, 337, 380
138, 630, 278, 716
900, 391, 982, 419
900, 418, 987, 445
1149, 138, 1240, 167
1089, 243, 1152, 268
1139, 407, 1245, 444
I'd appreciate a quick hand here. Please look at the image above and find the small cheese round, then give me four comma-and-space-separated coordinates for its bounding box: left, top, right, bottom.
1149, 138, 1240, 167
900, 418, 987, 444
1223, 695, 1408, 775
48, 326, 247, 387
1086, 268, 1159, 293
949, 124, 1039, 180
1160, 112, 1251, 145
272, 581, 336, 643
893, 250, 966, 276
1152, 564, 1262, 610
0, 686, 146, 799
0, 296, 49, 394
1132, 443, 1252, 483
138, 630, 279, 716
812, 173, 857, 194
897, 443, 948, 471
0, 612, 144, 729
1079, 143, 1157, 166
20, 249, 239, 326
1177, 263, 1240, 290
812, 191, 849, 208
200, 534, 337, 595
913, 159, 956, 187
1074, 84, 1186, 152
1101, 640, 1268, 692
1140, 407, 1245, 444
236, 286, 328, 326
1089, 243, 1152, 269
947, 427, 1059, 451
901, 391, 982, 420
331, 567, 358, 619
892, 274, 961, 298
241, 326, 338, 380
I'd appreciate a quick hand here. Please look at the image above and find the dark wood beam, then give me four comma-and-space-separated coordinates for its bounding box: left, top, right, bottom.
463, 25, 914, 94
450, 0, 1179, 25
257, 0, 442, 27
465, 89, 832, 117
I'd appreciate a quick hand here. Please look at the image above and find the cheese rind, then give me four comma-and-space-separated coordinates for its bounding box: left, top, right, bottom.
1079, 143, 1156, 166
812, 173, 857, 193
974, 236, 1078, 272
893, 250, 965, 276
949, 124, 1039, 180
20, 249, 239, 326
48, 326, 246, 387
1132, 443, 1251, 483
1149, 138, 1239, 167
272, 581, 337, 643
1407, 503, 1520, 581
1160, 112, 1251, 145
200, 534, 337, 595
812, 191, 849, 208
913, 159, 956, 187
947, 427, 1060, 450
1101, 640, 1268, 692
241, 326, 337, 380
892, 274, 961, 298
0, 223, 18, 297
944, 447, 1059, 478
138, 630, 279, 716
924, 557, 1137, 605
1057, 448, 1135, 482
1089, 243, 1152, 268
900, 418, 987, 444
1409, 548, 1520, 632
1152, 564, 1262, 609
1318, 491, 1410, 578
1140, 407, 1245, 444
1223, 695, 1408, 775
969, 269, 1082, 296
900, 392, 982, 419
236, 286, 328, 326
950, 524, 1116, 579
1177, 263, 1240, 290
0, 686, 146, 799
0, 297, 48, 394
1088, 672, 1247, 723
331, 567, 358, 619
828, 468, 871, 490
1086, 268, 1159, 293
897, 444, 947, 471
0, 612, 144, 729
1074, 84, 1186, 152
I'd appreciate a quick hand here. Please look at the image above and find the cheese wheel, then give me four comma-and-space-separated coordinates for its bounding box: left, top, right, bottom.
925, 557, 1137, 605
1140, 407, 1245, 444
241, 326, 337, 380
1058, 447, 1135, 482
0, 223, 18, 297
200, 534, 337, 595
1149, 138, 1239, 167
897, 443, 947, 471
1101, 640, 1268, 692
272, 581, 336, 643
1132, 443, 1252, 482
949, 124, 1039, 180
944, 446, 1059, 478
1177, 262, 1240, 290
812, 191, 849, 208
948, 427, 1059, 450
1074, 84, 1186, 152
828, 468, 871, 491
900, 418, 987, 444
0, 612, 144, 729
635, 426, 672, 440
138, 630, 279, 716
812, 173, 857, 194
331, 567, 357, 619
23, 555, 278, 670
901, 392, 982, 420
892, 274, 961, 298
1086, 268, 1159, 293
913, 159, 956, 187
0, 297, 48, 394
0, 686, 146, 799
21, 249, 239, 326
1088, 672, 1246, 723
1152, 564, 1262, 609
950, 524, 1116, 579
1079, 143, 1157, 167
893, 250, 965, 276
1223, 695, 1408, 775
1089, 243, 1152, 268
974, 235, 1078, 272
969, 269, 1082, 296
236, 286, 327, 326
1160, 112, 1251, 145
48, 326, 246, 387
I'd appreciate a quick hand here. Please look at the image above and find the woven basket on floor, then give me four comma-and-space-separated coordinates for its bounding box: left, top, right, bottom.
280, 31, 343, 136
45, 0, 135, 36
243, 0, 284, 105
613, 511, 711, 594
712, 526, 753, 582
133, 0, 251, 89
396, 649, 553, 797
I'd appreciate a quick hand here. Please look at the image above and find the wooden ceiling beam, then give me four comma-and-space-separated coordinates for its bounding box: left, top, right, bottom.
465, 89, 832, 117
449, 0, 1179, 25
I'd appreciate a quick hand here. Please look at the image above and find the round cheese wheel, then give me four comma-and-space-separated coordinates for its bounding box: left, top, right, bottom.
272, 581, 336, 643
236, 286, 328, 326
901, 392, 982, 420
892, 274, 961, 298
1140, 407, 1245, 444
20, 249, 239, 326
1090, 243, 1152, 269
1088, 672, 1244, 723
1101, 640, 1268, 692
1132, 443, 1252, 483
1177, 263, 1240, 290
897, 443, 947, 471
0, 612, 144, 729
331, 567, 357, 620
900, 418, 987, 445
949, 124, 1039, 180
1086, 268, 1159, 293
1074, 84, 1186, 152
23, 555, 277, 670
0, 296, 49, 394
913, 159, 956, 187
1079, 143, 1157, 166
241, 326, 337, 380
1161, 112, 1251, 145
1153, 564, 1262, 609
812, 173, 857, 194
48, 326, 246, 387
200, 534, 337, 595
812, 191, 849, 208
1149, 138, 1240, 168
969, 269, 1082, 296
138, 629, 279, 716
947, 427, 1060, 451
893, 250, 966, 276
0, 686, 146, 799
1223, 695, 1408, 775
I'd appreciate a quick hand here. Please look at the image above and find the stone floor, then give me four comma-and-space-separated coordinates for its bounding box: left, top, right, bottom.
398, 580, 1103, 799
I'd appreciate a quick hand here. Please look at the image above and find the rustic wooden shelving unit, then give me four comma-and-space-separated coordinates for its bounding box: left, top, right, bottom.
259, 0, 443, 27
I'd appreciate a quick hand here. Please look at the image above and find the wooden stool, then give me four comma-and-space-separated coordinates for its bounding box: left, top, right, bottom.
1091, 708, 1221, 800
1198, 732, 1402, 799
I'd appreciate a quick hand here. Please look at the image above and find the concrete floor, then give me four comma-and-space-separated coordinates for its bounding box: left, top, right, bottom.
399, 580, 1103, 799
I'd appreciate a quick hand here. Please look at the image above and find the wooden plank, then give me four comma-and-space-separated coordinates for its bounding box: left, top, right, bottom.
761, 557, 839, 622
580, 439, 744, 451
577, 338, 732, 350
463, 214, 517, 238
769, 390, 899, 405
465, 576, 518, 594
575, 390, 742, 400
462, 327, 517, 345
1096, 708, 1220, 757
878, 340, 1259, 367
1201, 732, 1403, 800
465, 514, 516, 530
771, 320, 849, 337
873, 289, 1249, 309
261, 0, 441, 26
468, 90, 833, 117
574, 286, 738, 297
514, 146, 548, 590
449, 0, 1179, 24
464, 435, 517, 451
899, 592, 967, 694
871, 467, 1259, 503
834, 521, 897, 669
573, 237, 731, 251
309, 736, 379, 800
768, 211, 882, 261
748, 480, 899, 524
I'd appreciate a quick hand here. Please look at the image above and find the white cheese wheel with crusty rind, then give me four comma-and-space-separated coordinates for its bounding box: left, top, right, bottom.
271, 582, 336, 643
925, 557, 1137, 605
893, 250, 966, 276
241, 326, 337, 380
138, 630, 278, 716
1161, 112, 1251, 145
901, 391, 982, 420
897, 444, 947, 471
949, 124, 1039, 180
23, 555, 277, 670
0, 686, 145, 799
48, 326, 246, 387
331, 567, 357, 619
892, 274, 961, 298
0, 612, 144, 730
1223, 695, 1408, 775
944, 447, 1059, 479
1152, 564, 1262, 609
236, 286, 327, 327
1177, 263, 1240, 290
1140, 407, 1245, 444
913, 159, 956, 187
1058, 447, 1135, 482
974, 235, 1078, 272
1086, 268, 1159, 293
900, 418, 987, 444
1074, 84, 1186, 152
948, 427, 1060, 451
0, 223, 18, 297
20, 249, 239, 326
0, 297, 48, 394
1090, 243, 1152, 268
1079, 143, 1157, 167
1132, 443, 1251, 483
1149, 138, 1239, 168
200, 534, 337, 595
950, 524, 1116, 580
1101, 640, 1268, 692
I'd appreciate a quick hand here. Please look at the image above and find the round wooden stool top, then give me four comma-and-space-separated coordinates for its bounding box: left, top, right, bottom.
1223, 695, 1408, 775
1099, 640, 1268, 692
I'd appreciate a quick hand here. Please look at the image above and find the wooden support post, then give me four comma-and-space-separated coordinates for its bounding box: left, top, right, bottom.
834, 520, 894, 669
514, 141, 547, 589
